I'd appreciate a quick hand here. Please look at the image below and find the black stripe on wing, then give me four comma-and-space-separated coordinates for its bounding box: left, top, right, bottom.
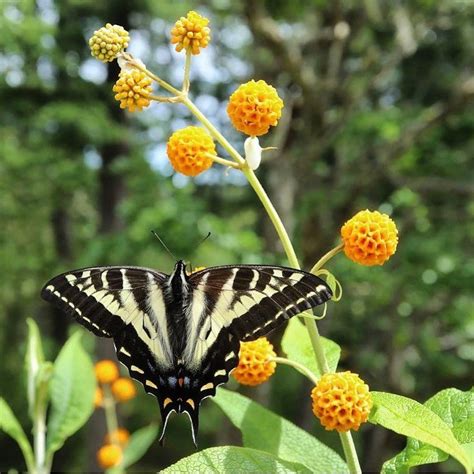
189, 265, 332, 341
41, 266, 167, 337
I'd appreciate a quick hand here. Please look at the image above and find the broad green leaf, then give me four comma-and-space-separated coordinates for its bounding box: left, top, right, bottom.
46, 331, 96, 457
25, 318, 45, 419
109, 424, 159, 472
162, 446, 312, 473
0, 398, 35, 471
281, 317, 340, 378
214, 388, 347, 473
382, 388, 474, 473
370, 391, 472, 474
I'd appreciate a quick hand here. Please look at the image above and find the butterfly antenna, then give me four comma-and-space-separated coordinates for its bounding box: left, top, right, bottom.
197, 231, 211, 249
151, 230, 177, 260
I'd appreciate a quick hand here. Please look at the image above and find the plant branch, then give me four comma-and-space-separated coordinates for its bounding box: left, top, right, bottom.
270, 356, 318, 385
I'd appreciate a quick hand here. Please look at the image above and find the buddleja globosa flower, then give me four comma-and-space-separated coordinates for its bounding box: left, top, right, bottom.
311, 372, 373, 432
95, 360, 119, 385
341, 210, 398, 266
232, 337, 276, 386
89, 23, 130, 62
167, 126, 216, 177
97, 444, 122, 469
227, 80, 284, 136
111, 377, 137, 402
171, 11, 211, 55
113, 70, 153, 112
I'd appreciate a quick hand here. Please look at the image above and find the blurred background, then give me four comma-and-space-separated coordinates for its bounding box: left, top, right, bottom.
1, 0, 473, 472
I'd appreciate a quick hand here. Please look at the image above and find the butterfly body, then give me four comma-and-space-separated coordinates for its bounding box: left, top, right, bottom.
41, 260, 332, 445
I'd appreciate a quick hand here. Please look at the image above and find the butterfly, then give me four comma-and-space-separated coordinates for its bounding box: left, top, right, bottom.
41, 261, 332, 445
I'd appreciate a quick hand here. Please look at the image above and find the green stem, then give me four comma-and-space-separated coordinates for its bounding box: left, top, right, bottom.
33, 408, 47, 474
271, 356, 318, 385
103, 385, 119, 444
340, 432, 362, 474
310, 243, 344, 273
182, 97, 245, 164
181, 97, 361, 474
182, 50, 192, 93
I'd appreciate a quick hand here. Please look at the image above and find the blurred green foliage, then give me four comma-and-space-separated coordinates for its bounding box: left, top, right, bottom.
1, 0, 473, 472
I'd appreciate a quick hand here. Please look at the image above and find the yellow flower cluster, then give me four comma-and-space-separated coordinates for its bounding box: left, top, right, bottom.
171, 11, 211, 55
227, 80, 284, 136
89, 23, 129, 62
94, 360, 137, 406
341, 210, 398, 266
97, 443, 122, 469
311, 372, 372, 432
167, 126, 215, 176
232, 337, 276, 386
113, 70, 153, 112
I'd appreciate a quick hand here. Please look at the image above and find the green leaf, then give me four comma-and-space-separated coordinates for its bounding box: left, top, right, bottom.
25, 318, 45, 419
382, 388, 474, 473
0, 398, 35, 472
281, 317, 340, 378
214, 388, 347, 473
112, 424, 159, 471
46, 331, 96, 458
162, 446, 312, 473
370, 391, 472, 474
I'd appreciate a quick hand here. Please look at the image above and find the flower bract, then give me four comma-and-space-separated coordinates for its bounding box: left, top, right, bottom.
341, 209, 398, 266
227, 80, 284, 136
232, 337, 276, 386
311, 371, 373, 432
89, 23, 129, 62
167, 126, 215, 177
171, 11, 211, 55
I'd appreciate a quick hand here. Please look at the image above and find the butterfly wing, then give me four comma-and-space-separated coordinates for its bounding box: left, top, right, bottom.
41, 266, 174, 399
177, 264, 332, 438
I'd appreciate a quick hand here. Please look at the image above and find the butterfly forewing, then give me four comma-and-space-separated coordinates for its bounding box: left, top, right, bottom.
189, 265, 332, 341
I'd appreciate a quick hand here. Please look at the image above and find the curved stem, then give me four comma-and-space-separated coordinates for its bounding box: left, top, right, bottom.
205, 153, 242, 169
310, 243, 344, 273
182, 97, 245, 165
180, 96, 361, 474
270, 356, 318, 385
102, 385, 119, 444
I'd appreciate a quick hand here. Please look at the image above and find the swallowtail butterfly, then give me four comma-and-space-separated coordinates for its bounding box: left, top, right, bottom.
41, 261, 332, 445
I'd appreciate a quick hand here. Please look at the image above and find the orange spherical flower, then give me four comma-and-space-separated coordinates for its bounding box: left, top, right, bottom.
167, 126, 215, 177
341, 209, 398, 266
227, 80, 284, 136
171, 11, 211, 55
89, 23, 129, 62
95, 360, 119, 385
97, 444, 123, 469
311, 371, 373, 432
113, 69, 153, 112
111, 377, 137, 402
232, 338, 276, 386
94, 387, 104, 408
105, 428, 130, 446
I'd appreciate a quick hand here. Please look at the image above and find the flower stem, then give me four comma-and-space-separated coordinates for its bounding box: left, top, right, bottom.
180, 97, 361, 474
103, 384, 119, 444
310, 243, 344, 273
270, 356, 318, 385
33, 408, 47, 474
182, 97, 245, 165
340, 432, 362, 474
205, 152, 242, 169
182, 50, 192, 93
